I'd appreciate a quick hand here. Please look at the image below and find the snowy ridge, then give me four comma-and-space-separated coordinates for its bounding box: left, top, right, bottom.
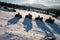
0, 8, 60, 40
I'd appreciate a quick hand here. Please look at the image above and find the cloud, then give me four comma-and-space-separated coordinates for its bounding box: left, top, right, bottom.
0, 0, 60, 6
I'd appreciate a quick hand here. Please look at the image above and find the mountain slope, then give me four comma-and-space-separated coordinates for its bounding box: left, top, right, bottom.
0, 7, 60, 40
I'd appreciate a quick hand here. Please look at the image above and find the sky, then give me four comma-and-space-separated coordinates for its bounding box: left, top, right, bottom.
0, 0, 60, 5
0, 0, 60, 8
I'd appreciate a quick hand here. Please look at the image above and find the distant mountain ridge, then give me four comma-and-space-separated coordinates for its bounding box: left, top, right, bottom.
22, 3, 49, 9
0, 1, 60, 16
49, 5, 60, 10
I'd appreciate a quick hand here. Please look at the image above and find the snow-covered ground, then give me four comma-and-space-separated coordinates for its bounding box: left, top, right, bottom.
0, 7, 60, 40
